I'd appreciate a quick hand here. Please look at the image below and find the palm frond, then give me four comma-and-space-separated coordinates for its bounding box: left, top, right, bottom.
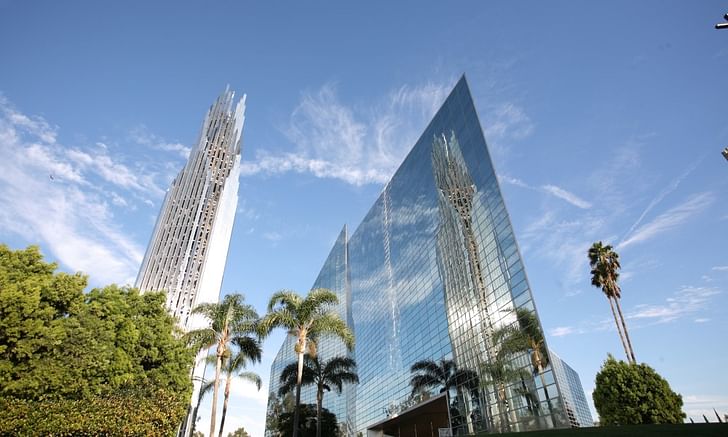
184, 327, 217, 351
267, 290, 302, 312
237, 371, 262, 391
299, 288, 339, 320
309, 312, 354, 350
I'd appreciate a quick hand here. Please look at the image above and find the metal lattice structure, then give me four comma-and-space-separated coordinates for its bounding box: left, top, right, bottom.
135, 87, 245, 437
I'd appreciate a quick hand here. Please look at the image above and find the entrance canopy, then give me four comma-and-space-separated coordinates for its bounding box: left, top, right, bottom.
367, 393, 451, 437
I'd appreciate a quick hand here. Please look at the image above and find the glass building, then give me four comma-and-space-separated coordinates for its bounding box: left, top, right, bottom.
549, 350, 593, 428
266, 76, 570, 435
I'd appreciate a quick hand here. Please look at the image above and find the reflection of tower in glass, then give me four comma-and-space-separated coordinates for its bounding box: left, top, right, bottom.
432, 132, 500, 431
382, 182, 402, 372
135, 87, 245, 437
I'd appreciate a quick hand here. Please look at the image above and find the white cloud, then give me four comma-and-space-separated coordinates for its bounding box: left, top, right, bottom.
483, 102, 534, 145
0, 96, 145, 285
262, 231, 282, 242
712, 266, 728, 272
131, 125, 191, 159
241, 80, 451, 186
627, 285, 720, 324
683, 394, 728, 422
541, 184, 592, 209
622, 158, 701, 240
499, 175, 592, 209
618, 192, 714, 250
549, 326, 576, 337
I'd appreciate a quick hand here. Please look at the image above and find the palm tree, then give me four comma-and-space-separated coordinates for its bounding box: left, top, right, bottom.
588, 242, 636, 364
279, 355, 359, 437
218, 338, 262, 437
185, 293, 260, 437
259, 288, 354, 437
199, 346, 262, 437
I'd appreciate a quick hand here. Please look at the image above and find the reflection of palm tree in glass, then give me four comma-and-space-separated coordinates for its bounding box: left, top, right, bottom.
409, 359, 480, 432
494, 308, 556, 426
480, 357, 529, 433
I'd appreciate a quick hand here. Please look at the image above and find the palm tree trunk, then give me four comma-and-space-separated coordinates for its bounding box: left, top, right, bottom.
210, 348, 224, 437
316, 386, 323, 437
293, 342, 306, 437
613, 297, 636, 364
218, 373, 233, 437
607, 296, 631, 363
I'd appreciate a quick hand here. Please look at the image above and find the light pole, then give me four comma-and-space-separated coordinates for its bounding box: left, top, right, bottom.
717, 13, 728, 29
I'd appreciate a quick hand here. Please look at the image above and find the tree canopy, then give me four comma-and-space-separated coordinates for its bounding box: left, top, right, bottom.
0, 244, 193, 434
593, 355, 685, 425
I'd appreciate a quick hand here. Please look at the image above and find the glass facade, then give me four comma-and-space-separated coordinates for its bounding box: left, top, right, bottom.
266, 76, 569, 435
549, 350, 593, 428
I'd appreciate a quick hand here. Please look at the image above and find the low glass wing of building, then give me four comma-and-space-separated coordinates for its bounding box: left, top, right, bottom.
266, 76, 570, 435
549, 350, 594, 428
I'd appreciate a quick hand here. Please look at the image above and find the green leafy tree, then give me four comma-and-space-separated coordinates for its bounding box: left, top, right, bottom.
277, 404, 338, 437
185, 294, 259, 437
227, 427, 251, 437
593, 355, 685, 425
279, 355, 358, 437
0, 244, 193, 434
588, 242, 636, 363
260, 289, 354, 437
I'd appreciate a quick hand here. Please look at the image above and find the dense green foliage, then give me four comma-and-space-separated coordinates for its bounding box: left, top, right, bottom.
0, 388, 187, 436
277, 404, 338, 437
0, 244, 194, 434
593, 355, 685, 425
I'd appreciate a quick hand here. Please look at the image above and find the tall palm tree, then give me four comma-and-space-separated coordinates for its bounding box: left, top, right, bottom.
279, 355, 359, 437
588, 242, 636, 364
185, 293, 260, 437
218, 337, 262, 437
259, 288, 354, 437
199, 341, 262, 437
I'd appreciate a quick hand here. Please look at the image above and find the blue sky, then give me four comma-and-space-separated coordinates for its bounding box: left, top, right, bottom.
1, 1, 727, 434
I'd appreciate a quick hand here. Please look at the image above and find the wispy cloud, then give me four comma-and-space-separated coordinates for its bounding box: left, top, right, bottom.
712, 266, 728, 272
0, 95, 146, 285
500, 175, 592, 209
482, 102, 534, 158
541, 184, 592, 209
549, 326, 576, 337
131, 125, 191, 159
683, 394, 728, 422
622, 158, 702, 240
241, 80, 451, 186
628, 285, 720, 324
618, 192, 714, 250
